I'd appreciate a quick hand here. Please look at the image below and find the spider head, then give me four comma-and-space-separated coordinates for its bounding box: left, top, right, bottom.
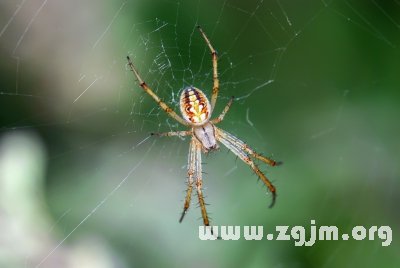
193, 122, 219, 152
180, 86, 212, 126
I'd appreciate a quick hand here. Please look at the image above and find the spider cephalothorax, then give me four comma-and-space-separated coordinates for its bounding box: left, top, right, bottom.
127, 26, 279, 227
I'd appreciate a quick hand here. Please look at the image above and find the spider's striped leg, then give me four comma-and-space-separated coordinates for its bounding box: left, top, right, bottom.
197, 26, 219, 110
217, 127, 278, 166
211, 96, 234, 124
193, 139, 210, 226
179, 138, 196, 223
216, 127, 277, 208
126, 56, 188, 126
151, 130, 191, 137
243, 146, 279, 167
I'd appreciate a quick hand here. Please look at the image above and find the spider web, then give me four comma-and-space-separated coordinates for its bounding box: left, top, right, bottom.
0, 0, 399, 267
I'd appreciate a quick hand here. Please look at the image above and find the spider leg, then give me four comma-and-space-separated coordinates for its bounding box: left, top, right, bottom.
151, 130, 191, 137
179, 138, 196, 223
194, 138, 210, 226
126, 56, 188, 126
244, 147, 279, 167
217, 127, 278, 166
211, 96, 234, 124
197, 26, 219, 111
216, 127, 277, 208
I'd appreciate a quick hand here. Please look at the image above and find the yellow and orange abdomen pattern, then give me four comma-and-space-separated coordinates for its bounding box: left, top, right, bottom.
180, 87, 211, 125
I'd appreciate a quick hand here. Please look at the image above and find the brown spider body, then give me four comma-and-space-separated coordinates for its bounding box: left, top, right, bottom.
180, 87, 218, 151
127, 26, 279, 227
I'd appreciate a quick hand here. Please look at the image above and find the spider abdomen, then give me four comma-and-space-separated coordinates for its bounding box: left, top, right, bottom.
180, 87, 211, 126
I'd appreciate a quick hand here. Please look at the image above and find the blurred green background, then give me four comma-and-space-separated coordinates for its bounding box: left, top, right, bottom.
0, 0, 399, 267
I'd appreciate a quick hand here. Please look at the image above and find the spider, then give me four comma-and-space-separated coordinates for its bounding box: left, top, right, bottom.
127, 26, 279, 227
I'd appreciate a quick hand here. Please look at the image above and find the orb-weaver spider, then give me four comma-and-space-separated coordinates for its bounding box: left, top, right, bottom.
127, 26, 279, 227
